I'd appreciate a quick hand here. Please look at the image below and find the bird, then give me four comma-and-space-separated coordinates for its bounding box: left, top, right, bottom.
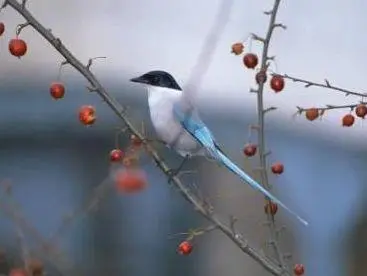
130, 70, 308, 226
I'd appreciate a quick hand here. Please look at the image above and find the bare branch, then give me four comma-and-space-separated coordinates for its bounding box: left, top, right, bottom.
296, 101, 366, 113
47, 175, 113, 244
251, 33, 265, 43
264, 10, 273, 15
0, 194, 74, 274
86, 86, 98, 92
15, 220, 30, 273
278, 73, 367, 97
86, 56, 106, 70
264, 151, 272, 157
60, 60, 69, 66
273, 23, 287, 30
263, 106, 277, 114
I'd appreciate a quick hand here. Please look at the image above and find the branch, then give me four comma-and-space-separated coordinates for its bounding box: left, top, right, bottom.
86, 56, 106, 70
0, 190, 74, 274
14, 211, 30, 273
4, 0, 285, 274
278, 73, 367, 97
297, 102, 365, 113
255, 0, 289, 272
46, 175, 113, 246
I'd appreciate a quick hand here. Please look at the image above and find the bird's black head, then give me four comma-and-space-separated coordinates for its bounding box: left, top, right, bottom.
130, 70, 182, 91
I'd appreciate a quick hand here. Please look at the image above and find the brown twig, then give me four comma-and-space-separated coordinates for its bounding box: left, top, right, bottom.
0, 193, 74, 275
278, 73, 367, 97
296, 102, 366, 113
2, 0, 285, 274
46, 175, 113, 246
252, 0, 289, 273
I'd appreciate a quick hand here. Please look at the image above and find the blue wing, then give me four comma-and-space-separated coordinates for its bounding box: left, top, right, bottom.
173, 104, 308, 226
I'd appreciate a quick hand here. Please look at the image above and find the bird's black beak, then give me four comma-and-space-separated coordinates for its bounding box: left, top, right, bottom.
130, 76, 149, 84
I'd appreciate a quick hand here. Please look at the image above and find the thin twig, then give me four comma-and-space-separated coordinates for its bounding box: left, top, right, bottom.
0, 196, 74, 275
278, 73, 367, 97
46, 175, 113, 246
14, 213, 30, 273
3, 0, 286, 274
297, 102, 366, 113
86, 56, 106, 70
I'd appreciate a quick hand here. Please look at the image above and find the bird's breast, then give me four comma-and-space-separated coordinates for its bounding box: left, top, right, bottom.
148, 93, 200, 155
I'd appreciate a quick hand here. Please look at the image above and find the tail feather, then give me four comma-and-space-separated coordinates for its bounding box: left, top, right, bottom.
215, 147, 308, 226
176, 112, 309, 226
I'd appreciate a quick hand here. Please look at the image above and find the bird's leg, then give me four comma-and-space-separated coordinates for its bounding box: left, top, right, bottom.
167, 154, 190, 182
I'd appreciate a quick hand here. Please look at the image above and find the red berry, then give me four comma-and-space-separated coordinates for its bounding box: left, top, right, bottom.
342, 114, 355, 127
293, 264, 305, 275
9, 38, 27, 57
264, 201, 278, 215
78, 105, 96, 125
178, 241, 193, 255
114, 168, 147, 193
271, 162, 284, 175
231, 42, 244, 55
270, 75, 285, 92
355, 104, 367, 118
50, 82, 65, 99
9, 268, 27, 276
243, 53, 258, 69
243, 143, 257, 157
305, 108, 319, 121
110, 149, 124, 162
255, 70, 267, 84
0, 22, 5, 36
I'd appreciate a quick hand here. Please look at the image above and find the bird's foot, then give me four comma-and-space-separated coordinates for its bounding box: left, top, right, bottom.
166, 154, 190, 182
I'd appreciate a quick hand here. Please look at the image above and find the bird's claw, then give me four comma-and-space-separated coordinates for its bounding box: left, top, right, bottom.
166, 154, 190, 183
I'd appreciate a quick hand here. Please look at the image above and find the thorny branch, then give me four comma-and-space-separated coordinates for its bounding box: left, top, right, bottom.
0, 186, 75, 275
252, 0, 290, 273
2, 0, 286, 275
296, 102, 367, 113
46, 175, 114, 246
278, 73, 367, 98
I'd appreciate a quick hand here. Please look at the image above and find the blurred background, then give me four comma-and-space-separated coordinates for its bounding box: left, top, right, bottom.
0, 0, 366, 276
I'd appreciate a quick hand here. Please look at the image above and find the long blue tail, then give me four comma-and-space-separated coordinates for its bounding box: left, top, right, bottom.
214, 147, 308, 226
173, 105, 308, 226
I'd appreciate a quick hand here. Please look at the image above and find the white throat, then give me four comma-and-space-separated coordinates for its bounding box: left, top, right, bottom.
147, 85, 182, 107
